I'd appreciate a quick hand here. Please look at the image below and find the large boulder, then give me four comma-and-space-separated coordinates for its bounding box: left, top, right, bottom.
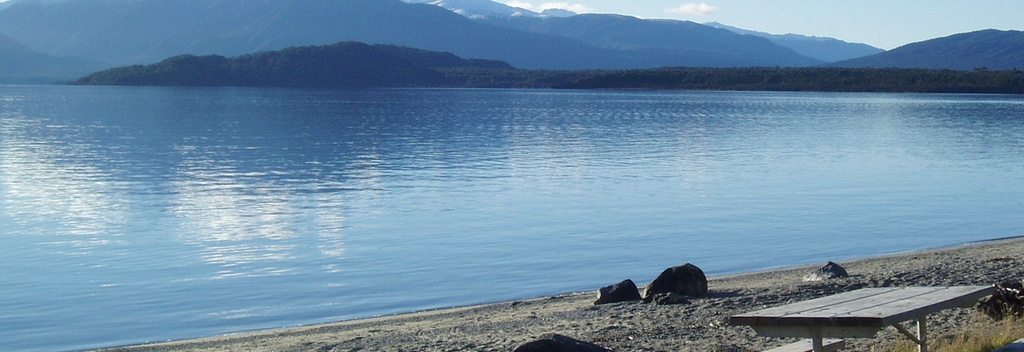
977, 280, 1023, 320
803, 261, 849, 282
594, 279, 642, 305
643, 263, 708, 303
513, 333, 614, 352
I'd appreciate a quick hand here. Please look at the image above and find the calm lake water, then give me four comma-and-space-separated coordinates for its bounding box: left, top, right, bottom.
1, 86, 1023, 351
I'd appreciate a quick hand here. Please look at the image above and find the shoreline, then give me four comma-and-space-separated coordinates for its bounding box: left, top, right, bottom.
95, 237, 1024, 352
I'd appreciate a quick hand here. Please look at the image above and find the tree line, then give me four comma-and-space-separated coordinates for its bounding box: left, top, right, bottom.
553, 67, 1024, 94
73, 42, 1024, 94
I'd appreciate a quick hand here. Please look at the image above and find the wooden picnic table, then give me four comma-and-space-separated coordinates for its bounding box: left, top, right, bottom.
730, 286, 997, 352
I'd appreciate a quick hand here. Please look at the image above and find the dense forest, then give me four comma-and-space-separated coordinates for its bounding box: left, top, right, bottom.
74, 42, 516, 88
74, 41, 1024, 94
557, 67, 1024, 94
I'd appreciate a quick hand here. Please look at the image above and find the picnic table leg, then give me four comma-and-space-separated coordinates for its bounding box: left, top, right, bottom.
895, 319, 928, 352
918, 316, 928, 352
812, 331, 824, 352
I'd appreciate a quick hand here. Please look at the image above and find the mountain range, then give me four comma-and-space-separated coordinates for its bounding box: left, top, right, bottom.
0, 31, 103, 83
0, 0, 609, 69
1, 0, 1022, 84
836, 29, 1024, 70
0, 0, 821, 71
402, 0, 878, 63
401, 0, 548, 18
475, 14, 820, 67
0, 0, 834, 82
704, 22, 884, 63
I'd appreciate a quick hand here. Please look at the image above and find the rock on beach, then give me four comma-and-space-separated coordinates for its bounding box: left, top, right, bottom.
513, 333, 614, 352
643, 263, 708, 302
803, 261, 850, 282
594, 279, 642, 305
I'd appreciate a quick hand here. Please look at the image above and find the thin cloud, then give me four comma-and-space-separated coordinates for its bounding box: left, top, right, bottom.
504, 1, 594, 13
504, 0, 535, 10
666, 3, 720, 16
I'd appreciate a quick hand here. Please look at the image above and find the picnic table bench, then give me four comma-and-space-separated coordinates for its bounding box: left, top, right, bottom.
730, 286, 996, 352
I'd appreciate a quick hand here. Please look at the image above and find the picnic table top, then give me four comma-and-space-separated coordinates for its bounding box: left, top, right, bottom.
730, 286, 996, 329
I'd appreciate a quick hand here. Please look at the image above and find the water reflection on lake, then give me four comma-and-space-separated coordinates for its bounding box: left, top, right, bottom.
1, 86, 1022, 351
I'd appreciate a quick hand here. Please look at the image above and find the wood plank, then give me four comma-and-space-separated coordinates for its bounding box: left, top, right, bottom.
732, 288, 907, 327
849, 286, 995, 325
730, 288, 900, 326
821, 286, 993, 322
735, 288, 899, 317
731, 286, 995, 329
781, 287, 951, 326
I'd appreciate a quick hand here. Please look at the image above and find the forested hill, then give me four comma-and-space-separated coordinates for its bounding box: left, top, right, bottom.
74, 41, 1024, 94
555, 67, 1024, 94
74, 42, 516, 88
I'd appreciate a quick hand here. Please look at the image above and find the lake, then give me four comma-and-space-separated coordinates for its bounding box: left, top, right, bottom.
1, 86, 1022, 351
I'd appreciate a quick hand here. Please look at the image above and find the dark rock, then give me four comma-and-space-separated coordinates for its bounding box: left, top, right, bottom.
513, 333, 614, 352
648, 292, 691, 305
803, 261, 849, 282
643, 263, 708, 302
977, 280, 1024, 320
594, 279, 642, 305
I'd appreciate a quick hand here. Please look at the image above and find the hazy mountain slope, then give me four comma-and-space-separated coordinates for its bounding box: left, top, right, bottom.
705, 22, 883, 62
401, 0, 575, 18
0, 0, 820, 70
0, 0, 692, 70
0, 0, 252, 64
401, 0, 540, 18
835, 29, 1024, 70
480, 14, 821, 67
0, 31, 105, 83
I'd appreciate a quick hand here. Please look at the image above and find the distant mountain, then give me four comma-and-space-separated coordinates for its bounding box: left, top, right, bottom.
478, 14, 821, 67
401, 0, 577, 18
0, 0, 817, 71
835, 29, 1024, 70
0, 31, 105, 83
0, 0, 652, 69
75, 42, 516, 87
705, 22, 883, 62
539, 8, 577, 18
401, 0, 541, 18
417, 1, 823, 67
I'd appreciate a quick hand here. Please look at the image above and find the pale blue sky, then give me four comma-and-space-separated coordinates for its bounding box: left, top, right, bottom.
505, 0, 1023, 49
1, 0, 1018, 50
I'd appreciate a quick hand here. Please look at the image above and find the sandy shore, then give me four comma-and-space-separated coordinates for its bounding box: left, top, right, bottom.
95, 237, 1024, 352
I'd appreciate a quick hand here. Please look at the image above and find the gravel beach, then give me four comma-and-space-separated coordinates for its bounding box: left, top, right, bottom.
95, 237, 1024, 352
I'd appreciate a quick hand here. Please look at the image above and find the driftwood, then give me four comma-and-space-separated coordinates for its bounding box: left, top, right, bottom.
977, 280, 1024, 320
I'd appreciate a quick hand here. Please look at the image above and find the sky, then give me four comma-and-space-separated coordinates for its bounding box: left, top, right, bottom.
503, 0, 1024, 50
